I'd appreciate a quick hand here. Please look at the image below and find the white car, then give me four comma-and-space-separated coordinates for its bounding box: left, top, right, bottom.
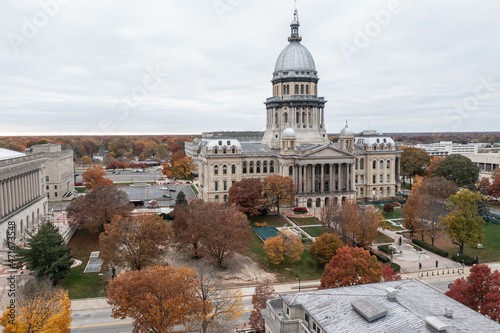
160, 187, 168, 190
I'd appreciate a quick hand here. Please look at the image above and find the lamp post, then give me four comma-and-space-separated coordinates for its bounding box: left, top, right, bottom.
295, 273, 301, 292
418, 252, 423, 278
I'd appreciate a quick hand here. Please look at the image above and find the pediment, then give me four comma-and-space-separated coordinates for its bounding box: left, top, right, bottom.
302, 145, 354, 159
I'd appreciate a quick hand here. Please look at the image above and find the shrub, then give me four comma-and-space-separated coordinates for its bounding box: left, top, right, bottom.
391, 262, 401, 272
293, 207, 308, 213
254, 222, 268, 228
75, 182, 83, 186
383, 203, 394, 213
412, 239, 449, 258
159, 213, 173, 220
451, 253, 476, 266
393, 202, 400, 206
370, 250, 391, 263
377, 244, 392, 255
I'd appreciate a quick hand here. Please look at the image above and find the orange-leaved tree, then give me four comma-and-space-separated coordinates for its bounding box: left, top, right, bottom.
353, 206, 383, 248
309, 233, 343, 265
263, 234, 303, 265
162, 151, 195, 179
0, 279, 72, 333
261, 175, 295, 215
320, 245, 382, 289
99, 214, 174, 271
82, 164, 113, 190
249, 280, 275, 332
228, 178, 264, 216
106, 266, 203, 333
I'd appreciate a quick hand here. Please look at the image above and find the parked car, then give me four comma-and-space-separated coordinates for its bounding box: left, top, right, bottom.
162, 193, 171, 198
160, 187, 168, 190
169, 189, 176, 192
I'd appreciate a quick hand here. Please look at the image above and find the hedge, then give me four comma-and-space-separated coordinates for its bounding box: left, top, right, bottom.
451, 254, 476, 266
377, 245, 392, 255
391, 262, 401, 272
369, 251, 401, 272
412, 239, 449, 258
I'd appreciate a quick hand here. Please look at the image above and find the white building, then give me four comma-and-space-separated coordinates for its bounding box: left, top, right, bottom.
413, 141, 481, 157
0, 148, 48, 251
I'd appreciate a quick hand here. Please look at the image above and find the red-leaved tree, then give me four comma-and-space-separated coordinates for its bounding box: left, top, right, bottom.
228, 178, 264, 216
249, 280, 275, 332
445, 264, 500, 322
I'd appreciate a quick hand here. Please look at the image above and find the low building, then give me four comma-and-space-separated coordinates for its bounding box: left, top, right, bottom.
0, 148, 48, 251
25, 144, 75, 201
263, 279, 499, 333
463, 152, 500, 174
413, 141, 482, 157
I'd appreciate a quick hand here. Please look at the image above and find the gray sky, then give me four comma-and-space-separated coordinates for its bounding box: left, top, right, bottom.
1, 0, 499, 136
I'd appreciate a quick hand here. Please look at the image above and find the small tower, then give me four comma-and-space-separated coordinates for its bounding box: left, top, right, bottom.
339, 121, 354, 150
281, 125, 297, 154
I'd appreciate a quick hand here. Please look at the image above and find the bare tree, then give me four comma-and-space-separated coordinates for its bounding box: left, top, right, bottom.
320, 197, 341, 234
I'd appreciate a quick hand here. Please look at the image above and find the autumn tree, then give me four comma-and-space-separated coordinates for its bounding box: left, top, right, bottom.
446, 264, 500, 323
81, 155, 92, 166
195, 264, 245, 332
82, 164, 113, 190
107, 266, 203, 333
435, 154, 480, 189
337, 200, 359, 244
162, 151, 195, 179
175, 190, 188, 206
419, 176, 457, 200
488, 176, 500, 199
478, 177, 492, 195
320, 245, 382, 289
400, 147, 432, 187
403, 177, 424, 238
440, 189, 485, 255
12, 222, 72, 284
320, 197, 341, 234
173, 201, 252, 268
263, 234, 304, 265
99, 214, 174, 271
381, 263, 402, 282
228, 178, 264, 216
0, 279, 72, 333
249, 280, 276, 332
261, 175, 295, 215
353, 207, 383, 248
427, 156, 444, 176
67, 185, 132, 233
309, 233, 343, 265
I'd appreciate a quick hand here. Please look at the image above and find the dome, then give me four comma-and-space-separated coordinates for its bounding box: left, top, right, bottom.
274, 42, 316, 73
340, 124, 354, 137
282, 126, 296, 138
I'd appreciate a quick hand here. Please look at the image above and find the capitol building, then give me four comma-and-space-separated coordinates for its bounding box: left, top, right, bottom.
191, 11, 401, 208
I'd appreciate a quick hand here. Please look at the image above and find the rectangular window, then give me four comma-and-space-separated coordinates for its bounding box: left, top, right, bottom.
313, 323, 317, 331
373, 175, 376, 184
387, 174, 390, 183
305, 313, 309, 324
214, 181, 218, 191
46, 185, 49, 190
232, 148, 235, 154
54, 185, 57, 189
223, 181, 227, 191
360, 188, 364, 195
380, 175, 383, 183
55, 192, 58, 197
46, 176, 49, 181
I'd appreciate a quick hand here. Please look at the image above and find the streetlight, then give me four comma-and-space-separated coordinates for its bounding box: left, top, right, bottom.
418, 252, 423, 278
295, 273, 301, 292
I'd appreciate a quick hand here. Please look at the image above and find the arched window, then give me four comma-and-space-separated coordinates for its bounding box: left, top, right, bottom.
295, 85, 299, 94
270, 161, 275, 173
214, 195, 219, 202
380, 187, 384, 196
306, 85, 309, 94
257, 161, 261, 173
373, 161, 376, 169
227, 140, 231, 145
387, 187, 391, 195
263, 161, 268, 173
307, 199, 312, 208
316, 198, 321, 207
243, 162, 247, 174
380, 160, 384, 169
249, 161, 254, 173
222, 165, 227, 175
214, 165, 219, 175
214, 148, 218, 154
231, 165, 236, 174
301, 85, 304, 94
223, 148, 227, 154
223, 195, 228, 202
289, 166, 293, 176
387, 160, 391, 169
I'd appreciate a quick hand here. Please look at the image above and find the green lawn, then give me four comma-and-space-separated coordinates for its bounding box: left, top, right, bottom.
445, 222, 500, 263
288, 216, 322, 226
61, 229, 108, 299
301, 226, 323, 238
375, 205, 404, 219
374, 232, 394, 244
381, 221, 405, 231
190, 185, 199, 195
247, 232, 323, 282
75, 186, 86, 193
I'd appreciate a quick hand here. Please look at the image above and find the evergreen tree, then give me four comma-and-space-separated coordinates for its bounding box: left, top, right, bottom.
175, 190, 188, 206
13, 222, 73, 284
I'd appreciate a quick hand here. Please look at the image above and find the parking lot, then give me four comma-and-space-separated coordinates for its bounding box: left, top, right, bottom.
119, 184, 196, 206
75, 168, 162, 184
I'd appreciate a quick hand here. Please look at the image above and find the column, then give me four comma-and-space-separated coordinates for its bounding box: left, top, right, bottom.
0, 181, 4, 218
298, 165, 303, 194
338, 164, 343, 191
8, 178, 13, 213
312, 164, 316, 193
320, 164, 324, 193
351, 164, 356, 191
329, 164, 333, 192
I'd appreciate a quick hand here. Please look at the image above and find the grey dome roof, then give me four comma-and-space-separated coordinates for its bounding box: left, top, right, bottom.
274, 41, 316, 73
340, 125, 354, 137
283, 126, 296, 138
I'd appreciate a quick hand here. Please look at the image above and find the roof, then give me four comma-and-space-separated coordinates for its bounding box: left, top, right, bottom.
355, 136, 395, 146
200, 138, 242, 150
0, 148, 26, 161
240, 143, 273, 154
274, 41, 316, 73
280, 279, 500, 333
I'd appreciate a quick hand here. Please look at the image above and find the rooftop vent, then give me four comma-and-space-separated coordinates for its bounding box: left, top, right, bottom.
425, 316, 450, 332
386, 287, 397, 301
444, 308, 453, 319
351, 299, 387, 322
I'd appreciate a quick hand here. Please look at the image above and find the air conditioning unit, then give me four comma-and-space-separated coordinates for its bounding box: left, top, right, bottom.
477, 244, 483, 249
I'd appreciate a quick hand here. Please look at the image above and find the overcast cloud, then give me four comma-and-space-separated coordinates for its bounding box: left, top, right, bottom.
0, 0, 499, 136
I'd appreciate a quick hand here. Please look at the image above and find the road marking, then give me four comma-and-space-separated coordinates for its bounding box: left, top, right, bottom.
70, 321, 133, 329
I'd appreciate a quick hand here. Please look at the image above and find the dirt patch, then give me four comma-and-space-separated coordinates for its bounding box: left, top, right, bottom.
164, 248, 277, 286
67, 228, 100, 256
